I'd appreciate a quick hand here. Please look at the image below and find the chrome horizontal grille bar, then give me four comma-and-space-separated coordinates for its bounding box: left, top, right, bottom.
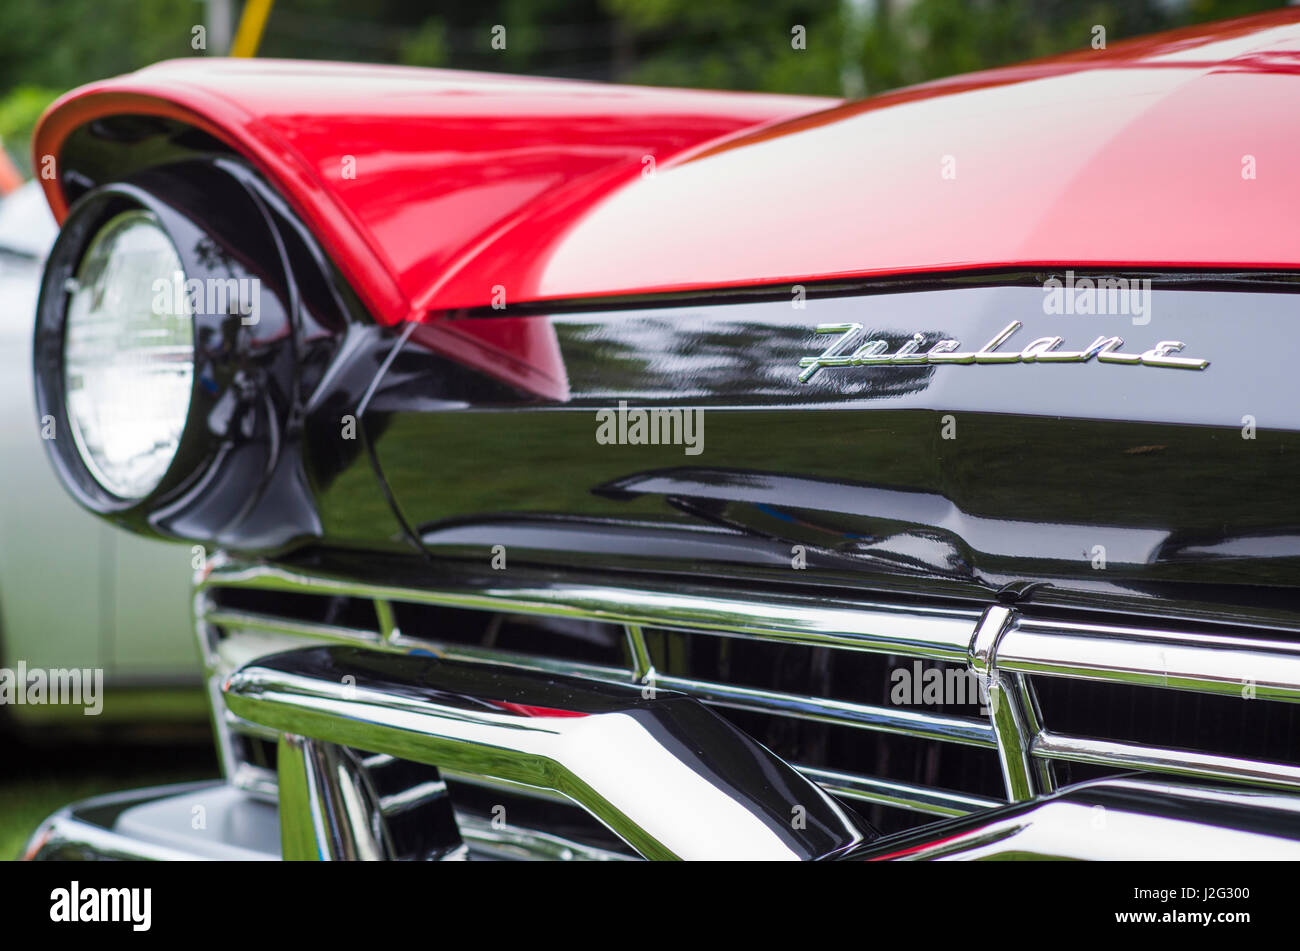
1001, 616, 1300, 703
1033, 732, 1300, 790
456, 813, 633, 862
210, 608, 995, 750
203, 560, 980, 660
796, 765, 1002, 816
204, 608, 381, 646
651, 673, 995, 747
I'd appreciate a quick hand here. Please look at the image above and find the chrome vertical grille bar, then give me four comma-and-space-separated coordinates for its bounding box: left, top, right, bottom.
969, 605, 1035, 802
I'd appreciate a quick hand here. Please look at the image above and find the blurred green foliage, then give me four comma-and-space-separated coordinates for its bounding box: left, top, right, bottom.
0, 0, 1285, 167
0, 86, 59, 175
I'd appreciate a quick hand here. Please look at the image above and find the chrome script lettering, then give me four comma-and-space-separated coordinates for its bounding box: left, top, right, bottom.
797, 321, 1208, 382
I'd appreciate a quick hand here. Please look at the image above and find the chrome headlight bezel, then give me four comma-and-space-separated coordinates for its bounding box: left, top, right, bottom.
33, 166, 296, 539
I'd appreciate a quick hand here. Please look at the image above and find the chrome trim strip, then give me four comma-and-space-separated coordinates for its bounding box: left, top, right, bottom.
1033, 731, 1300, 790
855, 777, 1300, 861
380, 780, 453, 817
653, 673, 996, 747
387, 635, 629, 682
29, 815, 207, 862
24, 784, 241, 862
455, 812, 634, 862
441, 769, 572, 805
230, 762, 279, 801
24, 780, 630, 863
796, 765, 1002, 816
219, 618, 994, 747
202, 561, 1300, 708
200, 560, 981, 661
224, 710, 278, 741
224, 644, 871, 860
999, 617, 1300, 702
203, 608, 380, 646
38, 777, 1300, 863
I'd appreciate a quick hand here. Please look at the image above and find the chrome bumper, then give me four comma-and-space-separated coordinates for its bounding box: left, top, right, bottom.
225, 644, 868, 860
27, 643, 1300, 861
29, 774, 1300, 861
25, 782, 280, 861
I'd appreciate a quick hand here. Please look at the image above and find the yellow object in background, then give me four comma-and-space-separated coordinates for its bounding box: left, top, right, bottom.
230, 0, 274, 58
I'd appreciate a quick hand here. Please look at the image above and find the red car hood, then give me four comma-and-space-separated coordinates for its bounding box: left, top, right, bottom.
33, 7, 1300, 327
34, 60, 832, 325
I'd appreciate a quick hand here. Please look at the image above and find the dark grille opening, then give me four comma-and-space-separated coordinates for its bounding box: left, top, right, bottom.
212, 587, 380, 634
646, 627, 983, 714
854, 805, 946, 836
1047, 760, 1138, 787
714, 707, 1004, 832
1032, 675, 1300, 766
233, 733, 277, 772
393, 602, 629, 667
388, 602, 493, 645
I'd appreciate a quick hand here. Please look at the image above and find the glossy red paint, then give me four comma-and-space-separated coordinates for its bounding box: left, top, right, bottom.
538, 8, 1300, 301
32, 8, 1300, 326
34, 61, 832, 328
406, 316, 571, 401
487, 701, 588, 719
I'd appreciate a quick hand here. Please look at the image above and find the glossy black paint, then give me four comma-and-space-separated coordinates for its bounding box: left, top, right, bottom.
38, 133, 1300, 633
362, 279, 1300, 631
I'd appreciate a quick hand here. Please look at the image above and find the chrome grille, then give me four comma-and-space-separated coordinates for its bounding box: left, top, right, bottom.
195, 557, 1300, 853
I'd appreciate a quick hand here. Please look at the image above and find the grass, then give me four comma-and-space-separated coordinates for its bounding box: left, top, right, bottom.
0, 735, 218, 859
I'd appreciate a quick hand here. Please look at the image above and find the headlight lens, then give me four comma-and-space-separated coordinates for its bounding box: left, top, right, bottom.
63, 210, 194, 499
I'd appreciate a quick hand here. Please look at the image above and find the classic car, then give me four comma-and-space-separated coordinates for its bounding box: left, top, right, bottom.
21, 7, 1300, 861
0, 180, 199, 739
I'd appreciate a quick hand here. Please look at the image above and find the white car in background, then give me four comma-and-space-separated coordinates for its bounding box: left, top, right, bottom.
0, 180, 201, 735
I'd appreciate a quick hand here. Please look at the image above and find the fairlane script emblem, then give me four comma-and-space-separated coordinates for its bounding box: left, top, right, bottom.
797, 320, 1209, 383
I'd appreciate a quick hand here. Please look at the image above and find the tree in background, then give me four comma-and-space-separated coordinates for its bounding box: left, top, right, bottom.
0, 0, 1285, 171
600, 0, 1283, 95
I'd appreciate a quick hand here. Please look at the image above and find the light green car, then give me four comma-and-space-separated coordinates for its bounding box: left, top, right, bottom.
0, 182, 202, 735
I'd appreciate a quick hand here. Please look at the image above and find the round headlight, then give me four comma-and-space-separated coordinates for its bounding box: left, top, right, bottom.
63, 210, 194, 499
